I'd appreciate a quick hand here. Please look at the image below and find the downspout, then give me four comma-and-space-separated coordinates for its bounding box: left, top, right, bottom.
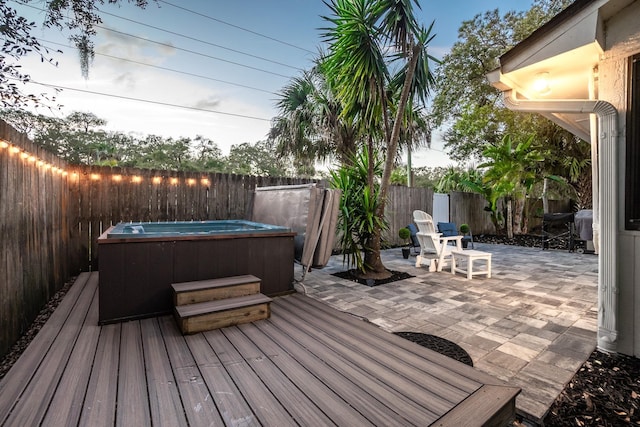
503, 89, 618, 353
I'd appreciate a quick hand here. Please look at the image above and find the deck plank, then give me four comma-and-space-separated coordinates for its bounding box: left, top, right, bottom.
283, 295, 480, 397
203, 329, 298, 426
185, 332, 260, 426
117, 321, 151, 426
0, 272, 91, 424
41, 280, 101, 426
434, 384, 520, 427
158, 315, 225, 427
79, 322, 121, 427
140, 317, 189, 427
273, 296, 458, 419
222, 326, 337, 426
1, 273, 96, 426
265, 305, 434, 425
299, 294, 504, 385
241, 321, 380, 427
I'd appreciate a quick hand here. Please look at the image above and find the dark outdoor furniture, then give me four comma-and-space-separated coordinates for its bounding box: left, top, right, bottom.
541, 212, 576, 251
437, 222, 473, 248
406, 223, 421, 254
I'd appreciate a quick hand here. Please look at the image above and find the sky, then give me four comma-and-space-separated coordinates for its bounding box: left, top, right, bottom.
13, 0, 534, 170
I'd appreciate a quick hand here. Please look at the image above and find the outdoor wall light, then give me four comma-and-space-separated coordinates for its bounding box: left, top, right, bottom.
112, 174, 122, 182
0, 140, 8, 149
152, 176, 162, 184
532, 72, 551, 95
201, 178, 210, 186
187, 178, 196, 186
170, 177, 179, 185
132, 175, 142, 183
90, 173, 100, 180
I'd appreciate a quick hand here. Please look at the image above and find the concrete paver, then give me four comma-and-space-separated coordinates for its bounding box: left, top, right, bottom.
298, 242, 598, 424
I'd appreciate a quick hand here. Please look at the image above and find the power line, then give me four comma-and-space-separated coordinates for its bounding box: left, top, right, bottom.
97, 8, 301, 70
22, 79, 272, 122
95, 25, 293, 79
17, 2, 298, 79
158, 0, 315, 55
39, 38, 278, 95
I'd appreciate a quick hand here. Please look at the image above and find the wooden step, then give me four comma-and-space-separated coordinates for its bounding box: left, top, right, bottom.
174, 293, 272, 334
172, 274, 261, 306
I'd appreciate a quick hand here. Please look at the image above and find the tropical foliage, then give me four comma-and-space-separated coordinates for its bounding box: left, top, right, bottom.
479, 135, 544, 237
271, 0, 437, 278
330, 148, 386, 273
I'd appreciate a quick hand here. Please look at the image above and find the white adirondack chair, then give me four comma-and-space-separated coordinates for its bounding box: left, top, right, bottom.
412, 210, 436, 234
415, 232, 463, 272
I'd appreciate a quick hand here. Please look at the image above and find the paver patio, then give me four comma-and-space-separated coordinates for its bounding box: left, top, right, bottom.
299, 242, 599, 423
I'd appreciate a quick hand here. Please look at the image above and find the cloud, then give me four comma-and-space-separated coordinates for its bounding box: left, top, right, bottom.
96, 25, 176, 64
192, 96, 221, 110
112, 71, 138, 89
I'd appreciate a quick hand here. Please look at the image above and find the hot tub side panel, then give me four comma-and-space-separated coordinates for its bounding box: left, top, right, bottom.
98, 234, 294, 324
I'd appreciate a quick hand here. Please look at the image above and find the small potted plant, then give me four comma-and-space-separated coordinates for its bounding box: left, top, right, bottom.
459, 223, 471, 248
398, 227, 411, 258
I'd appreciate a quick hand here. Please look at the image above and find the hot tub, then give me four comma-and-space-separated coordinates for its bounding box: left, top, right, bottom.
97, 220, 296, 324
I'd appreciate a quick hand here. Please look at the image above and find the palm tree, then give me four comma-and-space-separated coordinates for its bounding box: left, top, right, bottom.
269, 65, 359, 166
480, 134, 544, 237
319, 0, 436, 278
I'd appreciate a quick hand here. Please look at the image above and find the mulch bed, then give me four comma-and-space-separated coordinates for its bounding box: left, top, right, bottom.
394, 332, 474, 367
332, 269, 413, 287
542, 351, 640, 426
0, 277, 75, 381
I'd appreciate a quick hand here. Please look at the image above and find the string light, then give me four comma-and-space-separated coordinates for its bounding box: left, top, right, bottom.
1, 141, 220, 186
1, 142, 70, 177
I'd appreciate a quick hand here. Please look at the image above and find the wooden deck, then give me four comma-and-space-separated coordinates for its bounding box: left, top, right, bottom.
0, 272, 519, 426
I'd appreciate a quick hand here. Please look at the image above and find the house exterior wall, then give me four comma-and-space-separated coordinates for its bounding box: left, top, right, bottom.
599, 0, 640, 356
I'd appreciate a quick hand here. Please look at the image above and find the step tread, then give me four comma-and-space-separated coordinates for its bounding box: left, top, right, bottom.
172, 275, 261, 293
175, 293, 272, 318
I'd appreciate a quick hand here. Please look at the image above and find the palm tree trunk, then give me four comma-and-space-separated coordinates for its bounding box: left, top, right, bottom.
542, 177, 550, 213
506, 199, 514, 239
362, 228, 390, 279
363, 44, 421, 279
514, 196, 525, 235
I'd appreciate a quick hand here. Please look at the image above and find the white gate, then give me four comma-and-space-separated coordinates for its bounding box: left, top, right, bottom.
432, 193, 449, 228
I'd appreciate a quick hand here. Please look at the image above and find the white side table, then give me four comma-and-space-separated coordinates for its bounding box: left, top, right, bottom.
450, 249, 492, 279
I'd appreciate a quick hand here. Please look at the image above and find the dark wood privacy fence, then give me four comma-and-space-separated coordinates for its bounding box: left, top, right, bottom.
0, 122, 71, 359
